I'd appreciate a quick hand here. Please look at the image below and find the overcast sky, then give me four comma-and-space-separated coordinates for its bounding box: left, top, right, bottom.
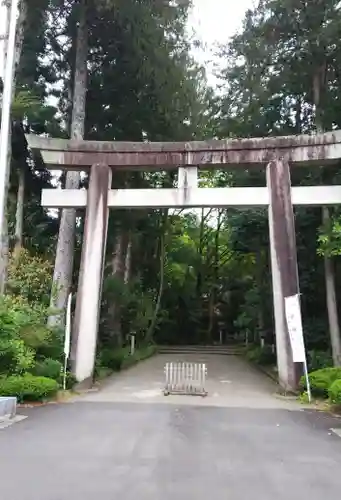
189, 0, 255, 80
0, 0, 255, 81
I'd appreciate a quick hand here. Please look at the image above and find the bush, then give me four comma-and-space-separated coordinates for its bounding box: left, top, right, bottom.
0, 295, 53, 349
30, 358, 62, 380
0, 373, 59, 402
0, 337, 35, 375
0, 295, 64, 372
245, 344, 276, 366
328, 379, 341, 406
307, 350, 333, 371
99, 344, 157, 372
100, 347, 131, 371
65, 372, 77, 390
7, 249, 53, 306
30, 359, 76, 390
300, 367, 341, 398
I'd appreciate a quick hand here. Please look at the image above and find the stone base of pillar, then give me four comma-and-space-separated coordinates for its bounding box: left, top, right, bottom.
71, 164, 111, 384
73, 377, 93, 392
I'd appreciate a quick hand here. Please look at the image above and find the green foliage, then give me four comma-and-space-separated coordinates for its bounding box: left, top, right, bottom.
307, 350, 333, 372
328, 379, 341, 406
7, 249, 53, 305
30, 358, 62, 380
300, 368, 341, 398
98, 345, 157, 373
245, 344, 276, 366
10, 90, 42, 121
100, 347, 131, 372
0, 374, 59, 402
7, 0, 341, 384
317, 214, 341, 257
0, 295, 63, 379
0, 296, 49, 374
0, 338, 35, 375
0, 295, 54, 350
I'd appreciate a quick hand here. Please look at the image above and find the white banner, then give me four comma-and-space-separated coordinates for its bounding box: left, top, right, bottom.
284, 294, 306, 363
64, 293, 72, 358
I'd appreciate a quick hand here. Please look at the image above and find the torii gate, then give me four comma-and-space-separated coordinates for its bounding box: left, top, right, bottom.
27, 131, 341, 391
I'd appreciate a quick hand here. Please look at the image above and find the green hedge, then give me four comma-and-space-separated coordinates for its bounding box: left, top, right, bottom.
328, 379, 341, 406
30, 358, 62, 380
99, 344, 157, 373
0, 373, 59, 402
307, 350, 333, 372
300, 367, 341, 398
245, 344, 276, 366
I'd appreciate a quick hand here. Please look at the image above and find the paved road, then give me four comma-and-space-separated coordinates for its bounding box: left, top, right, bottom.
81, 353, 299, 408
1, 354, 341, 499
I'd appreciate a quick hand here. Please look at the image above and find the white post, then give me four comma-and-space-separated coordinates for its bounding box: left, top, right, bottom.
63, 292, 72, 390
303, 358, 312, 403
130, 333, 135, 356
0, 0, 19, 257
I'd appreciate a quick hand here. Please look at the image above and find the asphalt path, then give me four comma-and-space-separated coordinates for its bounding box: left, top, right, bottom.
1, 354, 341, 499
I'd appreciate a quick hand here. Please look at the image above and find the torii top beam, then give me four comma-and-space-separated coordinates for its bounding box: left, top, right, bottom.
26, 130, 341, 170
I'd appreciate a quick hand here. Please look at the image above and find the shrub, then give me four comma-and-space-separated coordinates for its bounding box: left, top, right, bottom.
100, 347, 130, 371
0, 373, 59, 402
307, 350, 333, 372
100, 344, 157, 372
0, 295, 63, 370
245, 344, 276, 366
300, 367, 341, 398
7, 249, 53, 306
64, 371, 77, 390
0, 337, 35, 375
0, 295, 52, 349
121, 345, 157, 368
328, 379, 341, 406
30, 358, 62, 380
30, 359, 76, 389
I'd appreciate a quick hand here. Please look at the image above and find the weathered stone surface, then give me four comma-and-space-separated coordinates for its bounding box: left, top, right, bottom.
27, 130, 341, 169
71, 164, 111, 385
267, 159, 302, 391
41, 185, 341, 209
0, 397, 16, 420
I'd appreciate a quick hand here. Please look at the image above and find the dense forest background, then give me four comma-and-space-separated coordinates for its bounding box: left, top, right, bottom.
2, 0, 341, 396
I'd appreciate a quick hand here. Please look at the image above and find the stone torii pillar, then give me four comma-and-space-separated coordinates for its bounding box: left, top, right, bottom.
267, 159, 302, 391
27, 131, 341, 391
71, 163, 112, 387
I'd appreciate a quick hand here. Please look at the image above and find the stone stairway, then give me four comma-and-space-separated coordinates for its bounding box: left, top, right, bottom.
157, 345, 243, 356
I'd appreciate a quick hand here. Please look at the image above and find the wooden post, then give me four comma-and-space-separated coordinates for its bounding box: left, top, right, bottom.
72, 164, 111, 387
267, 159, 303, 391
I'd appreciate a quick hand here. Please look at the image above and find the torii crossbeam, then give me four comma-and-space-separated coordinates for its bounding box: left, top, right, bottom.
27, 131, 341, 391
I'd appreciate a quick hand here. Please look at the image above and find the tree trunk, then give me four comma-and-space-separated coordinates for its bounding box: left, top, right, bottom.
255, 247, 265, 342
146, 211, 168, 342
0, 0, 27, 293
323, 207, 341, 365
14, 164, 25, 254
124, 233, 132, 284
196, 208, 205, 296
207, 210, 222, 342
107, 230, 131, 346
109, 232, 124, 346
313, 65, 341, 366
48, 0, 87, 326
